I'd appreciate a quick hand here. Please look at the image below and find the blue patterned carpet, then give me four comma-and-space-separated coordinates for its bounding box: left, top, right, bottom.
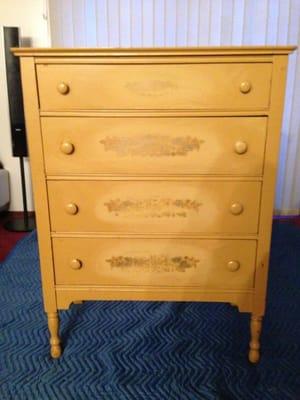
1, 221, 300, 399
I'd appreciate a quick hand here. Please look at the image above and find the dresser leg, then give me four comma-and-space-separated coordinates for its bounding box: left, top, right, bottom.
47, 312, 62, 358
249, 314, 263, 363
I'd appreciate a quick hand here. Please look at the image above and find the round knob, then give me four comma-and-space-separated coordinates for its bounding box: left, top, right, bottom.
57, 82, 69, 95
230, 202, 244, 215
227, 260, 240, 272
240, 81, 252, 94
60, 141, 74, 155
70, 259, 82, 270
234, 141, 248, 155
65, 203, 78, 215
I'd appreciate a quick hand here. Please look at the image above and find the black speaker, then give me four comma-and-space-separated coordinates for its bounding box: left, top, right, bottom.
3, 26, 35, 232
3, 26, 28, 157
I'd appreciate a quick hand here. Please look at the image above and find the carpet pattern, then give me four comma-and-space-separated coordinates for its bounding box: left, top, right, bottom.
0, 222, 300, 399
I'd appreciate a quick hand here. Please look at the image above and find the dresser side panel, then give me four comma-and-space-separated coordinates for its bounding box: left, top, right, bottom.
254, 55, 289, 315
20, 57, 57, 312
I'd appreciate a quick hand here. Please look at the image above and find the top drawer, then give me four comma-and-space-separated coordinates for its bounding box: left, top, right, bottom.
36, 63, 272, 111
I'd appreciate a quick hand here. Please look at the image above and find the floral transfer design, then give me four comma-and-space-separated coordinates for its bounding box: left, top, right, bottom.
125, 80, 177, 97
104, 198, 202, 218
106, 255, 199, 272
99, 135, 203, 157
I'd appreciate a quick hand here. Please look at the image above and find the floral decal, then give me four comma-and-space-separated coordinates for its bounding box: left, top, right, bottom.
104, 198, 202, 218
100, 135, 203, 157
106, 255, 199, 272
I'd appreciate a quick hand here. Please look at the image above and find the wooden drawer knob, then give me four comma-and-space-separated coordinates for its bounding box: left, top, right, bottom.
227, 260, 240, 272
240, 81, 252, 94
57, 82, 69, 95
65, 203, 78, 215
234, 141, 248, 155
230, 202, 244, 215
60, 141, 74, 155
70, 259, 82, 270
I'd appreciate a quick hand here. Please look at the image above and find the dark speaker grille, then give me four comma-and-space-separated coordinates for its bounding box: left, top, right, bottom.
4, 27, 28, 157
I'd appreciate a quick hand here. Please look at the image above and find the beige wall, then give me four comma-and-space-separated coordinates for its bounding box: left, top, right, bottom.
0, 0, 50, 211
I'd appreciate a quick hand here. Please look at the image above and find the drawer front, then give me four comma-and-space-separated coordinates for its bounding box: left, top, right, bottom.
48, 180, 261, 234
53, 237, 256, 289
42, 117, 266, 176
37, 63, 272, 110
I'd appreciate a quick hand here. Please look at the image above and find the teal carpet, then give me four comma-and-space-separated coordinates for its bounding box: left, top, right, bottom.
0, 221, 300, 399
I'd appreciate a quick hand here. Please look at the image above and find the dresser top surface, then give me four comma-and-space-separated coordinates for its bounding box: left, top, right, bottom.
12, 46, 296, 57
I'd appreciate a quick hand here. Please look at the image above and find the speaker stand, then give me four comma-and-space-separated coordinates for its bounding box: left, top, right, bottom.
4, 156, 35, 232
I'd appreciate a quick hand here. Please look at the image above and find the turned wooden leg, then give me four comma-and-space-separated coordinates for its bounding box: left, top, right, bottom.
47, 312, 62, 359
249, 315, 263, 363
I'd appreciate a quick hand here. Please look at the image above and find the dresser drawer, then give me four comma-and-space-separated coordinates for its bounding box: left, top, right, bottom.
42, 117, 266, 176
52, 237, 256, 289
48, 180, 261, 234
37, 63, 272, 110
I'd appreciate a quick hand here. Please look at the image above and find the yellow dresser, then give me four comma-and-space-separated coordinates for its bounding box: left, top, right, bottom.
14, 46, 295, 363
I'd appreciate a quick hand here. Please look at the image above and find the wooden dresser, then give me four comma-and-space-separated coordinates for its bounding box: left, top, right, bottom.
13, 47, 295, 363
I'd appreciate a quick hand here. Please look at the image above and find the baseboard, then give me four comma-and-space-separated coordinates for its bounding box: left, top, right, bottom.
274, 209, 300, 217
